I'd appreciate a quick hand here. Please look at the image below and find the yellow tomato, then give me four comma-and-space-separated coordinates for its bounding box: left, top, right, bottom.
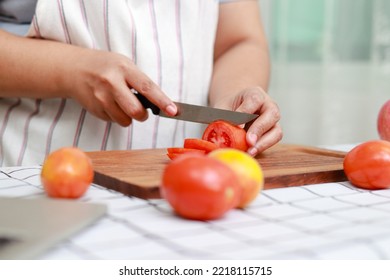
208, 148, 264, 208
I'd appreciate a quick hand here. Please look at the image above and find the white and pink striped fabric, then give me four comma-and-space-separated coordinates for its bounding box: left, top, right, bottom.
0, 0, 235, 167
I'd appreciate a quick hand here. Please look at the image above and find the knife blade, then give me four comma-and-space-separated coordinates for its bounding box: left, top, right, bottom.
134, 92, 258, 125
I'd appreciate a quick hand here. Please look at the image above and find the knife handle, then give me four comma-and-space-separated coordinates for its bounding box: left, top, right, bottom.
134, 92, 161, 115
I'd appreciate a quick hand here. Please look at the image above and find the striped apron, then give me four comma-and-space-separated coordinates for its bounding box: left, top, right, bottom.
0, 0, 220, 166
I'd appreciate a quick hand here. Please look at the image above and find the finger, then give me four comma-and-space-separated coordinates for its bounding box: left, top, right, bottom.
95, 110, 111, 122
87, 91, 116, 122
247, 123, 283, 156
246, 101, 281, 142
88, 105, 111, 122
125, 66, 177, 116
111, 83, 149, 122
105, 102, 134, 127
94, 89, 135, 125
235, 89, 265, 114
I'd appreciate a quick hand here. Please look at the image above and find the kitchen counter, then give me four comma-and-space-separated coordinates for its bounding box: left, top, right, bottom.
1, 144, 390, 260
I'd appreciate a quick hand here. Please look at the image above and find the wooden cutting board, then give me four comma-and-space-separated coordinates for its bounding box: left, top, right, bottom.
86, 144, 347, 199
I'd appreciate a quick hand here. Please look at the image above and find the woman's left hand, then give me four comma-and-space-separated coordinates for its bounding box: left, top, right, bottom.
215, 86, 282, 157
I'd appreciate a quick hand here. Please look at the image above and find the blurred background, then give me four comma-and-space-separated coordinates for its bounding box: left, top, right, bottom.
1, 1, 388, 148
259, 0, 390, 147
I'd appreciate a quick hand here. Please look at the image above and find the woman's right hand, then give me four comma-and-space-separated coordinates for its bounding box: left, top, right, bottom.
0, 30, 176, 126
64, 48, 177, 126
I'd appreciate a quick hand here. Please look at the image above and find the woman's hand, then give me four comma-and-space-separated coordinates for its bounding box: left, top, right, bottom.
0, 29, 177, 127
209, 1, 281, 156
214, 86, 282, 156
67, 49, 177, 126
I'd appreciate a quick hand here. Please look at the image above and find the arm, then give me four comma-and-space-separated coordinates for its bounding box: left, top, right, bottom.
209, 0, 282, 156
0, 29, 176, 126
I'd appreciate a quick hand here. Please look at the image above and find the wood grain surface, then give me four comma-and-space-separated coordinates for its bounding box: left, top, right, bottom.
87, 144, 347, 199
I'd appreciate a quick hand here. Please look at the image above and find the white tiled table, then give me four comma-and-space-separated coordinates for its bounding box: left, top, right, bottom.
1, 144, 390, 260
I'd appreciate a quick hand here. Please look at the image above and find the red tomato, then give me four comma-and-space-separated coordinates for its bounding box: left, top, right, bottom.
343, 140, 390, 190
41, 147, 94, 198
166, 147, 206, 160
202, 120, 248, 151
183, 138, 218, 153
166, 153, 182, 160
167, 147, 206, 154
377, 99, 390, 141
161, 154, 241, 220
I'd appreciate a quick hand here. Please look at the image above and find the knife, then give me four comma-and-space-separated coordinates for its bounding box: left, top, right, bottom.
134, 92, 258, 125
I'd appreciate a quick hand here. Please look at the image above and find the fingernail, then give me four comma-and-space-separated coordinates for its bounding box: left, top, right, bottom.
248, 133, 258, 145
248, 147, 258, 157
165, 104, 177, 116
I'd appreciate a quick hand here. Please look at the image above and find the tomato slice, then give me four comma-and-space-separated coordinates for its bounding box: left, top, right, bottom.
202, 120, 248, 151
183, 138, 218, 153
167, 147, 206, 154
166, 147, 206, 160
166, 153, 182, 160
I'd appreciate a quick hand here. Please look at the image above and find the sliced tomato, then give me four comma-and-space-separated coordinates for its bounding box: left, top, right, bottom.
166, 153, 181, 160
166, 147, 206, 160
167, 151, 205, 160
202, 120, 248, 151
167, 147, 206, 154
183, 138, 218, 153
